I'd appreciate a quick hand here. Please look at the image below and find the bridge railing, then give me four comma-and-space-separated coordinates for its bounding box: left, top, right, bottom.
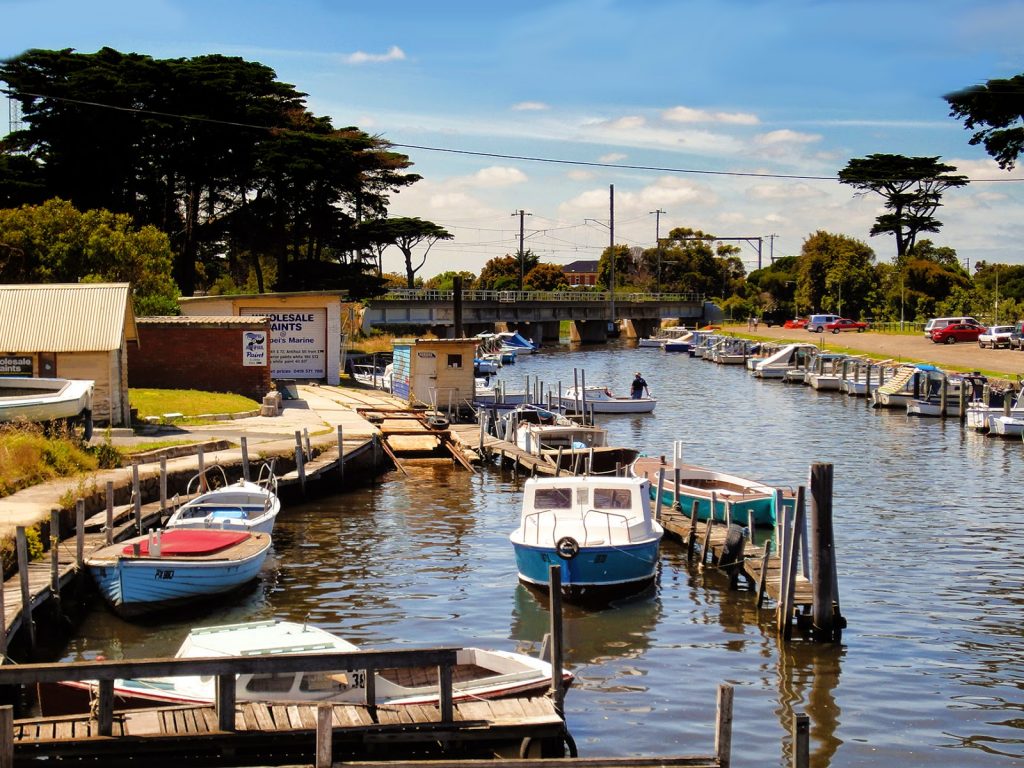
380, 289, 704, 303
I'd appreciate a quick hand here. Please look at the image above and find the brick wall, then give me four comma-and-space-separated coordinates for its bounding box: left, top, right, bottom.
128, 319, 272, 401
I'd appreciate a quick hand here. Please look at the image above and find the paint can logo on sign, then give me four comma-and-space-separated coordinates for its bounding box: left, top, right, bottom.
243, 331, 268, 366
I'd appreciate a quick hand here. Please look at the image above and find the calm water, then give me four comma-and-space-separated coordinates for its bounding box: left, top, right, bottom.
63, 342, 1024, 767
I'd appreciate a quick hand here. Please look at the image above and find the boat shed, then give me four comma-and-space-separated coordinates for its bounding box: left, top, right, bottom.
0, 283, 137, 426
178, 291, 348, 385
392, 338, 477, 409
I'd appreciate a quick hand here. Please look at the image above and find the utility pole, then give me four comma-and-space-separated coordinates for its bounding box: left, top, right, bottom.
768, 233, 777, 264
650, 208, 666, 294
609, 185, 615, 322
512, 209, 532, 291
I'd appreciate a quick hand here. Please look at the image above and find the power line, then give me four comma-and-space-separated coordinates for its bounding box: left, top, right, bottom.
11, 90, 1024, 183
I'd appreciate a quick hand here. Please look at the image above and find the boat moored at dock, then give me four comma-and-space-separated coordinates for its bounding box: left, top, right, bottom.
165, 464, 281, 535
510, 475, 663, 601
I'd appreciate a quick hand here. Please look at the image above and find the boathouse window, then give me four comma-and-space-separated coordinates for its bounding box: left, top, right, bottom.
593, 488, 632, 509
447, 354, 462, 368
534, 487, 572, 508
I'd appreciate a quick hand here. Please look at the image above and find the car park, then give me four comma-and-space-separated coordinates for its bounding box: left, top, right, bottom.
930, 323, 986, 344
806, 314, 841, 333
923, 316, 981, 338
825, 318, 869, 334
978, 325, 1015, 349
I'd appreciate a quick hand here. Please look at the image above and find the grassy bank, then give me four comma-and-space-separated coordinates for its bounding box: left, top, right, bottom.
0, 422, 109, 499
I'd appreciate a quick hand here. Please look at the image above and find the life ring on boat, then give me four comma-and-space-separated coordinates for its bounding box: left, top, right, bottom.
555, 536, 580, 560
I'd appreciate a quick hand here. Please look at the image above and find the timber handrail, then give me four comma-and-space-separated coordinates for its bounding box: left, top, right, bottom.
0, 647, 460, 735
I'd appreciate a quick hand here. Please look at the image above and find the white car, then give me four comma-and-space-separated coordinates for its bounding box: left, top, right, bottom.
978, 325, 1015, 349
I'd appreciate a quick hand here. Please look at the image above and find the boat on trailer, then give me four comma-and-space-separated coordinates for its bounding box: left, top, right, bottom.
0, 376, 94, 437
39, 619, 572, 715
510, 475, 663, 601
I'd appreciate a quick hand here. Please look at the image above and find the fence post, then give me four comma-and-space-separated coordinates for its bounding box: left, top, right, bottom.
715, 683, 734, 768
548, 564, 565, 718
16, 527, 35, 653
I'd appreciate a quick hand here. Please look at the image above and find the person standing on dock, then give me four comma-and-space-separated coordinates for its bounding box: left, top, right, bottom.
631, 372, 649, 399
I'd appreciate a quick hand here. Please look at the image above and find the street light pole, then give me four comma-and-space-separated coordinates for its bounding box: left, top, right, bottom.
609, 184, 615, 322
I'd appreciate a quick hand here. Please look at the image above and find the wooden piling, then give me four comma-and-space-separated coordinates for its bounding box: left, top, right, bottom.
809, 463, 842, 642
216, 674, 235, 732
96, 679, 114, 736
548, 564, 565, 717
241, 436, 250, 482
0, 705, 11, 768
16, 527, 34, 653
304, 428, 312, 458
316, 702, 333, 768
0, 562, 6, 658
295, 430, 307, 497
959, 384, 968, 424
105, 481, 114, 546
159, 457, 168, 516
75, 499, 85, 569
716, 683, 734, 768
49, 510, 60, 600
792, 712, 810, 768
132, 462, 142, 534
687, 501, 699, 562
700, 520, 713, 569
655, 468, 665, 521
940, 375, 948, 417
337, 426, 345, 482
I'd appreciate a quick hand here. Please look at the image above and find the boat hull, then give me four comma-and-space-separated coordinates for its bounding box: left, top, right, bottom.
512, 540, 660, 599
87, 533, 271, 618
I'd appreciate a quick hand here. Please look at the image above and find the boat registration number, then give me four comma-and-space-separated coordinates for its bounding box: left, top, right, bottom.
154, 569, 174, 580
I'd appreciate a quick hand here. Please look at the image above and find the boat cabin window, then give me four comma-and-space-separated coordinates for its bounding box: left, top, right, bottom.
299, 672, 348, 693
593, 488, 632, 509
534, 487, 572, 508
245, 673, 295, 693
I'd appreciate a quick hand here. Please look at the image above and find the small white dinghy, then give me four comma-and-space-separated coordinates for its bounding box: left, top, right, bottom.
560, 385, 656, 414
165, 464, 281, 535
38, 620, 572, 715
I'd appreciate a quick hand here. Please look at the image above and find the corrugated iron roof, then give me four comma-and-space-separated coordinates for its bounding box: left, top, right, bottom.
0, 283, 137, 352
137, 315, 268, 326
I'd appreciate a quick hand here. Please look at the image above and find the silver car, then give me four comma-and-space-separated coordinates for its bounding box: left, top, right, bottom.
978, 325, 1015, 349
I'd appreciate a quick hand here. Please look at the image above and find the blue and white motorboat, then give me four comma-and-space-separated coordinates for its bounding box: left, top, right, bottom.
510, 475, 663, 601
164, 464, 281, 535
497, 330, 539, 354
86, 529, 272, 618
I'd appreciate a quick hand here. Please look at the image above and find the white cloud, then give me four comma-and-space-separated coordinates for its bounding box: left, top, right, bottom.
598, 152, 627, 163
512, 101, 550, 111
754, 129, 821, 146
604, 115, 646, 131
344, 45, 406, 64
568, 169, 594, 181
662, 106, 759, 125
461, 166, 528, 188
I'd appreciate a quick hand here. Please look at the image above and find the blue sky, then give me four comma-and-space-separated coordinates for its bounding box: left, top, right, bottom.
4, 0, 1024, 276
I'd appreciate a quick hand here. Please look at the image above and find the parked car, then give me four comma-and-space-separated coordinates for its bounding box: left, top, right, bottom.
923, 316, 981, 339
806, 314, 841, 333
1010, 320, 1024, 350
930, 323, 986, 344
825, 318, 869, 334
978, 325, 1015, 349
784, 317, 809, 329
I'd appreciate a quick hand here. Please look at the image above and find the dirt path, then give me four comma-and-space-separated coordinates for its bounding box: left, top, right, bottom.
720, 324, 1024, 381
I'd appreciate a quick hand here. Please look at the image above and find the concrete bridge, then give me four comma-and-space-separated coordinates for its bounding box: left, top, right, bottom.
362, 289, 708, 344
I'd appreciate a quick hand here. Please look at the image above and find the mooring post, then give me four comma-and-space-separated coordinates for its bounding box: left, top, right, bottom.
295, 430, 306, 497
792, 712, 810, 768
0, 563, 7, 659
197, 446, 207, 492
304, 428, 311, 458
316, 702, 333, 768
215, 674, 236, 732
15, 527, 34, 653
655, 468, 665, 521
959, 384, 968, 424
776, 501, 793, 637
97, 679, 114, 736
715, 683, 734, 768
159, 457, 168, 516
76, 499, 85, 569
687, 500, 699, 561
241, 437, 250, 482
940, 375, 948, 417
439, 663, 454, 723
105, 481, 114, 546
747, 510, 755, 544
809, 463, 841, 642
132, 462, 142, 535
49, 509, 60, 600
548, 564, 565, 717
0, 705, 12, 768
337, 426, 345, 483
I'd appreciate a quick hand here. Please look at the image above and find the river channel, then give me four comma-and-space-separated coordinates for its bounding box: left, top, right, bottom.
62, 341, 1024, 767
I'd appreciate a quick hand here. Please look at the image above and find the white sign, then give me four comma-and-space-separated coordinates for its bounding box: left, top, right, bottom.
242, 331, 267, 367
242, 308, 327, 378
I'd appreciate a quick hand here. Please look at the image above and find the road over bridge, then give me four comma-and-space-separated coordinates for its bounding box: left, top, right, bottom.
362, 289, 709, 344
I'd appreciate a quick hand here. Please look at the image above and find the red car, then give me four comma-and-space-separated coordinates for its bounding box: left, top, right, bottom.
825, 318, 869, 334
783, 318, 809, 329
930, 323, 986, 344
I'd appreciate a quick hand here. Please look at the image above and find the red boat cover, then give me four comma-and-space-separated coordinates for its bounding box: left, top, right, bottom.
123, 529, 251, 557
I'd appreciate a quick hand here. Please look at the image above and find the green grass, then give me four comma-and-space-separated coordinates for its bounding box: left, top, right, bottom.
0, 423, 99, 498
130, 389, 261, 419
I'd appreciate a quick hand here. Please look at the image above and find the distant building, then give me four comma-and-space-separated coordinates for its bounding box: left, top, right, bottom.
562, 259, 600, 287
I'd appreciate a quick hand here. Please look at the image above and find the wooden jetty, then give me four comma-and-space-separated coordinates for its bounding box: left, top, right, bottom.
634, 457, 844, 643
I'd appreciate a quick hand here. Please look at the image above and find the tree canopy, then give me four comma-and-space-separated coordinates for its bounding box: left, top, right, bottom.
0, 47, 435, 299
945, 74, 1024, 169
838, 154, 968, 260
0, 198, 179, 314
